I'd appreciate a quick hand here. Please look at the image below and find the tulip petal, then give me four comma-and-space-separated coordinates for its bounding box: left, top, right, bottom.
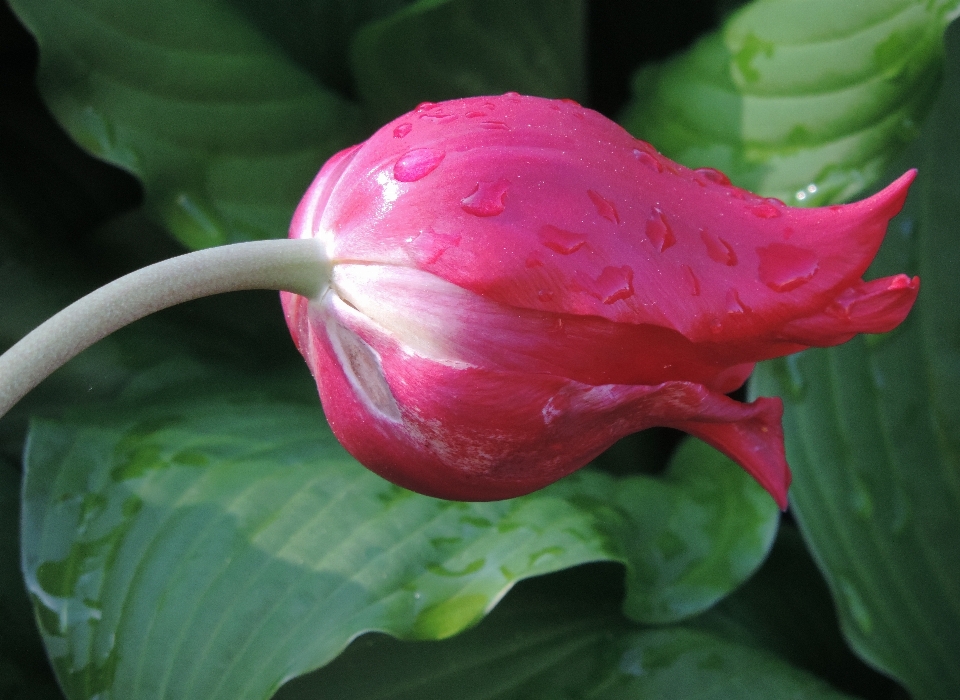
308, 96, 914, 362
332, 263, 752, 392
284, 289, 790, 507
775, 274, 920, 346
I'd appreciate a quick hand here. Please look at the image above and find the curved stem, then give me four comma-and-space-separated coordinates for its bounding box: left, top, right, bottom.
0, 238, 328, 419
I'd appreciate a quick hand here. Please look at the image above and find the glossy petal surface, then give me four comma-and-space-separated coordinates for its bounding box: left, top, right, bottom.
282, 94, 918, 508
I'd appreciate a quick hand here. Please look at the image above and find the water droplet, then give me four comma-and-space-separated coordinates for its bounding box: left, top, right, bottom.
525, 252, 544, 268
644, 207, 676, 252
559, 98, 580, 106
461, 179, 510, 216
748, 198, 783, 218
480, 120, 508, 130
415, 101, 435, 111
588, 189, 620, 223
393, 148, 445, 182
503, 91, 522, 102
633, 150, 663, 173
590, 266, 634, 304
409, 229, 461, 264
419, 109, 457, 124
726, 288, 749, 315
393, 122, 413, 138
782, 226, 794, 240
694, 167, 731, 186
680, 264, 700, 296
465, 110, 486, 118
483, 102, 496, 110
700, 228, 737, 265
538, 289, 554, 302
538, 224, 587, 254
757, 243, 818, 291
710, 320, 724, 335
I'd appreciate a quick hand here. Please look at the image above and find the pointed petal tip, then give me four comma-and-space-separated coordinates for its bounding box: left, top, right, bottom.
862, 168, 916, 219
672, 396, 791, 510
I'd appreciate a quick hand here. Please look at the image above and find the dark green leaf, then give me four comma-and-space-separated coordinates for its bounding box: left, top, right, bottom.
276, 565, 857, 700
620, 0, 960, 206
21, 368, 777, 700
8, 0, 364, 249
752, 21, 960, 699
350, 0, 585, 123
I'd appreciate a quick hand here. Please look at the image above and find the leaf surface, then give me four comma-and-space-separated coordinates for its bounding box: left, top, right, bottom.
620, 0, 960, 206
350, 0, 585, 123
21, 369, 777, 700
752, 20, 960, 699
8, 0, 364, 249
276, 565, 857, 700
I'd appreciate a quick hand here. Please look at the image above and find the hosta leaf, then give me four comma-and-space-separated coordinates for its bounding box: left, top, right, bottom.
350, 0, 585, 123
276, 566, 856, 700
692, 524, 899, 699
7, 0, 363, 250
21, 367, 777, 700
752, 21, 960, 699
620, 0, 960, 206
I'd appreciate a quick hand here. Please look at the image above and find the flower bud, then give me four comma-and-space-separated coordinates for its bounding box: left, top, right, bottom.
282, 94, 918, 509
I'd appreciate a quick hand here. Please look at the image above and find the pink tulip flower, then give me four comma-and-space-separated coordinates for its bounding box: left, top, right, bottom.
282, 93, 918, 509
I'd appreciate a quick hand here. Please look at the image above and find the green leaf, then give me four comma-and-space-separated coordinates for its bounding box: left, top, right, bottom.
276, 566, 857, 700
559, 437, 779, 624
350, 0, 585, 123
8, 0, 364, 250
691, 524, 899, 698
21, 367, 777, 700
752, 21, 960, 699
1, 459, 61, 699
620, 0, 960, 206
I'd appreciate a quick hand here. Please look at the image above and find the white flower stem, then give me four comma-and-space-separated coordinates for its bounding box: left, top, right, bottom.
0, 238, 328, 419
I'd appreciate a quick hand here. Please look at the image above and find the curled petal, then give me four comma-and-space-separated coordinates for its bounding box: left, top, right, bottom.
775, 274, 920, 345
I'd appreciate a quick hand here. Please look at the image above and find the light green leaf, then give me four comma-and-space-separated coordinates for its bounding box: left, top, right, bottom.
560, 437, 779, 624
350, 0, 585, 123
620, 0, 960, 206
752, 21, 960, 700
277, 566, 856, 700
8, 0, 364, 250
22, 367, 777, 700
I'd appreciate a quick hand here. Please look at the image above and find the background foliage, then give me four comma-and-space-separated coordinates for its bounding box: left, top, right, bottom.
1, 1, 958, 698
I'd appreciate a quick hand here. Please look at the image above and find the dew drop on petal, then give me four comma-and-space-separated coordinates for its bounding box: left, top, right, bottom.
644, 207, 676, 252
393, 148, 445, 182
748, 198, 783, 218
538, 289, 555, 302
465, 110, 486, 118
415, 101, 436, 111
461, 179, 510, 216
700, 228, 738, 266
393, 123, 413, 138
680, 264, 701, 296
588, 190, 620, 223
633, 150, 663, 173
539, 224, 587, 254
480, 120, 508, 130
694, 167, 731, 186
525, 252, 544, 268
591, 266, 634, 304
726, 288, 749, 315
419, 109, 458, 124
757, 243, 819, 292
